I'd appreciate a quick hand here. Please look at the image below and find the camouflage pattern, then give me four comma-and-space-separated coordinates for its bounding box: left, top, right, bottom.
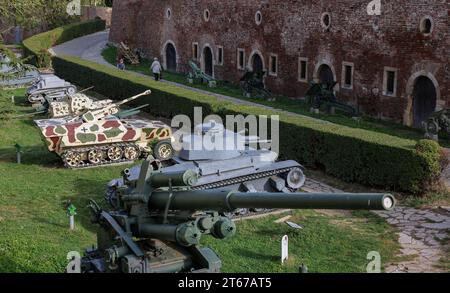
34, 90, 174, 168
48, 93, 114, 118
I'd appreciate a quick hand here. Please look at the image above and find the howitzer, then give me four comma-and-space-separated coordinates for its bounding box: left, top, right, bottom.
81, 159, 395, 273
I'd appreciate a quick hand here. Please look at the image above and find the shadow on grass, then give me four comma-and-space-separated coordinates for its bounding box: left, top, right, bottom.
0, 145, 61, 167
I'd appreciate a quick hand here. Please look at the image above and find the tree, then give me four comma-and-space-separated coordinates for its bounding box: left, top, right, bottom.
0, 0, 76, 83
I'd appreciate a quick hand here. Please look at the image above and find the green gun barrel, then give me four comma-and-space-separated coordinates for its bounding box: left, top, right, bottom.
149, 170, 199, 188
148, 190, 396, 211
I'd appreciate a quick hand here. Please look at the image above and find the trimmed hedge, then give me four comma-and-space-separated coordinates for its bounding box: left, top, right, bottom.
23, 18, 106, 68
51, 55, 443, 194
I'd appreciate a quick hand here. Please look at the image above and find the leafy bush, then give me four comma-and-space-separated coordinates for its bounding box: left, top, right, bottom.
23, 18, 106, 67
52, 55, 443, 194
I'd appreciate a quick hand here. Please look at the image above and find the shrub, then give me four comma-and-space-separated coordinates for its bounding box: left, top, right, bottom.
51, 55, 443, 194
23, 18, 106, 68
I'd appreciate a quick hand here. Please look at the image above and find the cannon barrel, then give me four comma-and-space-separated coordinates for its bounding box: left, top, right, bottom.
149, 170, 199, 188
116, 90, 152, 106
148, 190, 396, 211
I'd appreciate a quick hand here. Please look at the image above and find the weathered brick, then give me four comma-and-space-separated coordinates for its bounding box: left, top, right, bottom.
110, 0, 449, 125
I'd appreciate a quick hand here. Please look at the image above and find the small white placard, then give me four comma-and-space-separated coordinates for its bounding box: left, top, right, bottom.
281, 235, 288, 264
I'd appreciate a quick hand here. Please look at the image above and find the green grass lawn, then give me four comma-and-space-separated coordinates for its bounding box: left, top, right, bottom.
0, 88, 401, 272
103, 46, 446, 146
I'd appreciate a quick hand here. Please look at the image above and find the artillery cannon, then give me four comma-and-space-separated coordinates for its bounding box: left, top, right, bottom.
423, 108, 450, 141
34, 90, 174, 168
118, 42, 140, 65
305, 82, 358, 117
81, 159, 396, 273
187, 60, 216, 87
240, 69, 275, 101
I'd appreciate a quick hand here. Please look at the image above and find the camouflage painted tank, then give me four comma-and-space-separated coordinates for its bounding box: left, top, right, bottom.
26, 74, 77, 104
34, 90, 175, 168
106, 121, 305, 209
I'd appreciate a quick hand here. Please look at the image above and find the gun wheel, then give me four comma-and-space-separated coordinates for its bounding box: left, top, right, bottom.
88, 149, 103, 164
107, 146, 123, 161
64, 151, 82, 168
426, 121, 439, 135
153, 141, 174, 161
124, 146, 140, 160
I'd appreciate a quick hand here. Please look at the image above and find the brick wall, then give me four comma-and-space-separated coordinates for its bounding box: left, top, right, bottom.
81, 6, 113, 27
110, 0, 449, 125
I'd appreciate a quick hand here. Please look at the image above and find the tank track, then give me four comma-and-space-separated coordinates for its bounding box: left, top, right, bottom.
191, 167, 299, 191
62, 142, 142, 169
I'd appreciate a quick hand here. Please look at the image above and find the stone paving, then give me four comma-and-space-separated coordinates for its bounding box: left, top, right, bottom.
303, 178, 450, 273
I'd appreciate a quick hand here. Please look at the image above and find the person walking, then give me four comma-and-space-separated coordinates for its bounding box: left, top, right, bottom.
150, 57, 162, 81
117, 58, 126, 70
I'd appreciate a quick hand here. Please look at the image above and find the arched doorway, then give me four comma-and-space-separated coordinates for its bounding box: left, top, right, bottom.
165, 43, 177, 72
318, 64, 334, 84
251, 54, 264, 73
413, 76, 437, 128
203, 46, 213, 76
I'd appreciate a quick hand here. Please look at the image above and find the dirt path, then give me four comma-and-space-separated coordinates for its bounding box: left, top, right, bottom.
303, 178, 450, 273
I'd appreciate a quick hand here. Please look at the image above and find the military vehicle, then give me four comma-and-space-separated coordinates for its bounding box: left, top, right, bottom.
26, 74, 77, 104
80, 158, 396, 273
240, 69, 275, 101
34, 90, 174, 168
48, 93, 115, 118
105, 121, 305, 208
423, 108, 450, 141
0, 55, 40, 87
305, 82, 358, 117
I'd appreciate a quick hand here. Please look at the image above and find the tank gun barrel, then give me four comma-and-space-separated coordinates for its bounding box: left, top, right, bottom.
116, 90, 152, 106
147, 190, 396, 211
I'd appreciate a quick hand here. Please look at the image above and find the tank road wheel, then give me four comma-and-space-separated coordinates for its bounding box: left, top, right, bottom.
153, 141, 174, 161
88, 149, 103, 164
67, 87, 76, 95
107, 146, 123, 161
63, 151, 82, 168
124, 146, 140, 161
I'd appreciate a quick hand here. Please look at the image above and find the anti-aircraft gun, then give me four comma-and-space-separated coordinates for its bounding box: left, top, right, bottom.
81, 159, 396, 273
34, 90, 174, 168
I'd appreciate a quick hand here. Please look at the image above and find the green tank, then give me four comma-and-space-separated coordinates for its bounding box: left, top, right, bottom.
81, 159, 396, 273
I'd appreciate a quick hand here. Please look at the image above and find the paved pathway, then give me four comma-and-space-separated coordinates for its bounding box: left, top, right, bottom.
51, 31, 450, 272
50, 30, 335, 125
304, 178, 449, 273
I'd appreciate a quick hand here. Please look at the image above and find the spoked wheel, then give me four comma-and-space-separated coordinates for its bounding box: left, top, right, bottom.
63, 151, 82, 168
153, 141, 174, 161
88, 149, 103, 164
107, 146, 123, 161
124, 146, 140, 161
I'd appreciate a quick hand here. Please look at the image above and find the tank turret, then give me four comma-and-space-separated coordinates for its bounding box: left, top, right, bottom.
26, 74, 77, 103
106, 121, 305, 209
81, 159, 396, 273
